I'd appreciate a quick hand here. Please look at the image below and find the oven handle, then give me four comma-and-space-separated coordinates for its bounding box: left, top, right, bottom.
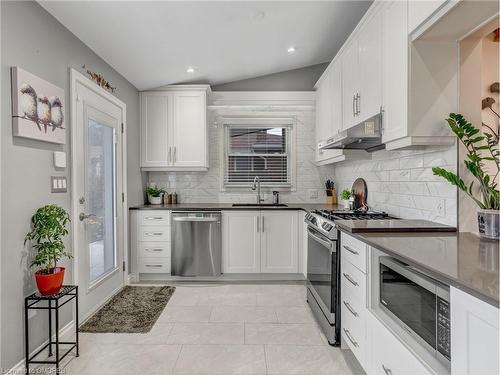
307, 228, 334, 252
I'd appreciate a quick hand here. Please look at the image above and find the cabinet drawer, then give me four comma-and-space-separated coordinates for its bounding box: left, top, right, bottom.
138, 242, 170, 258
138, 211, 170, 226
341, 257, 367, 304
369, 314, 432, 375
138, 257, 171, 274
342, 308, 366, 368
341, 232, 367, 273
139, 226, 170, 242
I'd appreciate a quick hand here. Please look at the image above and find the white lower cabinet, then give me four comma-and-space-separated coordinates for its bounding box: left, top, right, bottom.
451, 287, 500, 375
368, 313, 433, 375
341, 240, 368, 369
131, 210, 171, 277
223, 210, 299, 274
222, 211, 261, 273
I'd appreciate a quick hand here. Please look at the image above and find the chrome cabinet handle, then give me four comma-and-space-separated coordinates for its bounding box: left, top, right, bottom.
145, 216, 164, 220
343, 273, 359, 286
356, 93, 361, 115
256, 216, 259, 232
262, 216, 265, 232
343, 245, 359, 255
173, 146, 177, 163
352, 95, 356, 117
145, 264, 163, 268
343, 300, 359, 317
145, 232, 163, 236
343, 329, 358, 347
382, 365, 393, 375
168, 146, 172, 164
79, 213, 97, 222
146, 248, 164, 252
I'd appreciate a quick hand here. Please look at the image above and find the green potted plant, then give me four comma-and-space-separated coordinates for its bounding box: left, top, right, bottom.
433, 113, 499, 239
145, 185, 165, 205
340, 189, 352, 210
24, 205, 71, 295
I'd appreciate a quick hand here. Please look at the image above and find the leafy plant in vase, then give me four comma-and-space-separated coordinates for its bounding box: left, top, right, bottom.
432, 113, 499, 239
340, 189, 352, 210
25, 205, 71, 295
146, 185, 165, 205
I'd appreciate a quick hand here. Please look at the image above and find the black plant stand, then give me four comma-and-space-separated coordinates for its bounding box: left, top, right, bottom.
24, 285, 79, 374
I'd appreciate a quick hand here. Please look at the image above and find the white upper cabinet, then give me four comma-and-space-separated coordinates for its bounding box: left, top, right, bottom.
358, 10, 383, 122
381, 0, 409, 143
172, 91, 207, 169
140, 92, 171, 168
408, 0, 448, 35
342, 40, 360, 130
140, 85, 210, 171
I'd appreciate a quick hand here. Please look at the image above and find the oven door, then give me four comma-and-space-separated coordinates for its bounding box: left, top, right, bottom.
307, 227, 336, 320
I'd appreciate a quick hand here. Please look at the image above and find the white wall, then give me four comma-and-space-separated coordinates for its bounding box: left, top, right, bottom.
1, 1, 141, 369
332, 145, 457, 226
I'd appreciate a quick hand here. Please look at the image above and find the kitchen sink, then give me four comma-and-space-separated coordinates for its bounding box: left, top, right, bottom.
232, 203, 288, 207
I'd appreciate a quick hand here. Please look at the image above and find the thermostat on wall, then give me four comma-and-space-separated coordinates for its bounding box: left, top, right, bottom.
53, 151, 66, 169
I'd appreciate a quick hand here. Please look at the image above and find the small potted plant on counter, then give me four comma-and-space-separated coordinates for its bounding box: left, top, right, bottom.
25, 205, 71, 295
340, 189, 352, 210
433, 113, 499, 240
146, 185, 165, 205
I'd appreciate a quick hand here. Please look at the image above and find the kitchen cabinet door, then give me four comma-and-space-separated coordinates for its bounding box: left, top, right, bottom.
222, 211, 261, 273
451, 287, 499, 375
260, 211, 298, 273
382, 0, 408, 144
358, 10, 383, 122
342, 39, 359, 130
330, 60, 343, 134
140, 92, 171, 168
172, 91, 208, 169
368, 313, 433, 375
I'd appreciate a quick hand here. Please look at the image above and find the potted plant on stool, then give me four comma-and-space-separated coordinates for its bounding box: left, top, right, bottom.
25, 205, 71, 295
433, 113, 499, 239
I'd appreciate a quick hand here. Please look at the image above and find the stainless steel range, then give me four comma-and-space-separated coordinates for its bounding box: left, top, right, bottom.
304, 208, 393, 345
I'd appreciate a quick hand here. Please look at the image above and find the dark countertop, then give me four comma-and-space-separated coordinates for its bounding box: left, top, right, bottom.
335, 219, 456, 233
129, 203, 341, 212
342, 230, 499, 307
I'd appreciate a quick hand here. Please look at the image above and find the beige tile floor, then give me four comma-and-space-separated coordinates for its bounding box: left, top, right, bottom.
55, 283, 354, 375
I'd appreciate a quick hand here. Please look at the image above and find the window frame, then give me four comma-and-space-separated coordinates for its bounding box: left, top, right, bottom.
220, 117, 297, 191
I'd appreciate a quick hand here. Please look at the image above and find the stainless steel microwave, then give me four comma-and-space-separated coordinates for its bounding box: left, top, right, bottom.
379, 256, 451, 366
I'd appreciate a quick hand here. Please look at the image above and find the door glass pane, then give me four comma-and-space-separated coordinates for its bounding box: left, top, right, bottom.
87, 119, 116, 282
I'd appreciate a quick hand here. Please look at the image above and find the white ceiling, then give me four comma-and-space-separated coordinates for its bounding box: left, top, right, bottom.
40, 1, 372, 91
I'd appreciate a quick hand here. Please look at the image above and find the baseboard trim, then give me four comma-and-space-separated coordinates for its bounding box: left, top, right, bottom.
7, 320, 75, 374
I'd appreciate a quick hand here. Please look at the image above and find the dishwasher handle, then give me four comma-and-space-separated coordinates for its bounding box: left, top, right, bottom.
173, 217, 220, 222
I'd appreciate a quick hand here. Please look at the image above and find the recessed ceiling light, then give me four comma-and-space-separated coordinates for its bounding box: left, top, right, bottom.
186, 67, 195, 73
287, 46, 296, 53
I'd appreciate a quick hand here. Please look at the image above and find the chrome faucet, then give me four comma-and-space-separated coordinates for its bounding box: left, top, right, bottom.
251, 176, 264, 204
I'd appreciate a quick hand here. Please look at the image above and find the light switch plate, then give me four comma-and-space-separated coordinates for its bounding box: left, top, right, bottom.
51, 176, 68, 193
53, 151, 66, 169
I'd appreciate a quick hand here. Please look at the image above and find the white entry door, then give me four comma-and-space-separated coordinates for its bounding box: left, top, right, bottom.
71, 69, 127, 321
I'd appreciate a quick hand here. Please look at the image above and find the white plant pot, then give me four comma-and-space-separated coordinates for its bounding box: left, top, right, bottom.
148, 195, 163, 205
342, 200, 350, 210
477, 209, 499, 240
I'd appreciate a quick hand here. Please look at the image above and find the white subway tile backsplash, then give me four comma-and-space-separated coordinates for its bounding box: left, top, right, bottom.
333, 145, 457, 226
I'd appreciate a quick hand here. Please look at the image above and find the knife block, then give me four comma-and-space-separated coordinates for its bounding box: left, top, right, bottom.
326, 189, 337, 205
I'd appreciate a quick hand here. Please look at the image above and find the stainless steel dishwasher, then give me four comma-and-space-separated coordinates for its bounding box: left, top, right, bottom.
171, 211, 222, 276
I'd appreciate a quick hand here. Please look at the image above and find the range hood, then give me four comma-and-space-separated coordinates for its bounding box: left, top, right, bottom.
321, 113, 384, 152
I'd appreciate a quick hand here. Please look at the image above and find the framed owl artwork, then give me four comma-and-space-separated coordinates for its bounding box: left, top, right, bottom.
11, 67, 66, 144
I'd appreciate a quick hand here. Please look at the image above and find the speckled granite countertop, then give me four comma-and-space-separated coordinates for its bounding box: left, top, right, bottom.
129, 203, 341, 212
335, 219, 456, 233
343, 230, 499, 307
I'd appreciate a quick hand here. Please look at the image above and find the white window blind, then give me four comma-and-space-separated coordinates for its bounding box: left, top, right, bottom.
224, 125, 292, 188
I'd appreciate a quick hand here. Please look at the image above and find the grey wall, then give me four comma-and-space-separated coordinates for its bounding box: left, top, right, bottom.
1, 1, 141, 369
212, 63, 328, 91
